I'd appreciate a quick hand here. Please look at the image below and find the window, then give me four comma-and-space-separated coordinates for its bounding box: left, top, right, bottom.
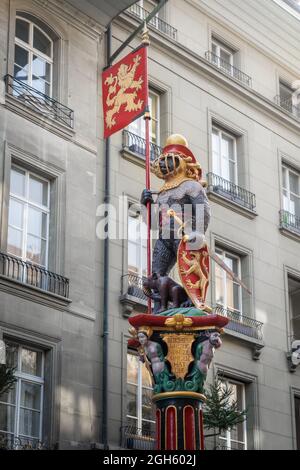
212, 126, 237, 183
288, 276, 300, 339
0, 342, 44, 447
211, 39, 234, 75
130, 1, 161, 28
14, 16, 53, 96
126, 352, 155, 435
280, 81, 293, 103
282, 165, 300, 218
278, 81, 300, 116
8, 166, 50, 268
215, 248, 242, 316
218, 378, 247, 450
128, 90, 160, 145
128, 206, 148, 278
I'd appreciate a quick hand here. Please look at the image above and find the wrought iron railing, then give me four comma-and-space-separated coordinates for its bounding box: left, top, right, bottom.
127, 3, 177, 40
122, 130, 162, 161
205, 51, 252, 87
207, 173, 256, 211
274, 95, 300, 119
5, 75, 74, 128
0, 252, 69, 298
0, 433, 50, 450
280, 210, 300, 235
121, 273, 148, 303
215, 306, 263, 341
120, 425, 156, 450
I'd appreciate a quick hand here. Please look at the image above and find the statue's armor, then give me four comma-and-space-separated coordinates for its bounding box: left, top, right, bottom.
152, 180, 210, 276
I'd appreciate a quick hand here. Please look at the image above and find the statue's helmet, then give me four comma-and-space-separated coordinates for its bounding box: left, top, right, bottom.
151, 134, 202, 181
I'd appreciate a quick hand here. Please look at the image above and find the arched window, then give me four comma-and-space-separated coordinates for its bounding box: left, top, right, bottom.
14, 16, 53, 97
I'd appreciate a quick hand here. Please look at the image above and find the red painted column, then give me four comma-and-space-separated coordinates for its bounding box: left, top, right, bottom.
166, 406, 177, 450
184, 406, 196, 450
156, 409, 161, 450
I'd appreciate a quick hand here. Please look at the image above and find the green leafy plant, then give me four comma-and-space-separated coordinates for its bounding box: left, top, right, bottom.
203, 377, 247, 437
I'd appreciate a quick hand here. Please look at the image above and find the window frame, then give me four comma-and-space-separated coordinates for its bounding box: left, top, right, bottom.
215, 247, 243, 316
14, 16, 54, 97
218, 377, 247, 450
287, 275, 300, 341
211, 38, 234, 76
8, 164, 51, 269
212, 125, 238, 184
127, 204, 150, 278
0, 342, 45, 444
126, 351, 155, 434
282, 164, 300, 217
128, 89, 160, 145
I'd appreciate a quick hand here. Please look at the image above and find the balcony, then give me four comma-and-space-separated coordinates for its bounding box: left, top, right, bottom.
120, 273, 148, 316
120, 425, 155, 450
5, 75, 74, 128
215, 306, 263, 341
279, 210, 300, 240
215, 306, 264, 360
274, 95, 300, 119
207, 173, 256, 216
0, 433, 50, 450
122, 130, 162, 164
205, 52, 252, 88
127, 3, 177, 41
0, 252, 70, 299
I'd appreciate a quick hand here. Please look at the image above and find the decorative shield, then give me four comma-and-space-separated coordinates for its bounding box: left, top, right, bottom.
178, 239, 210, 310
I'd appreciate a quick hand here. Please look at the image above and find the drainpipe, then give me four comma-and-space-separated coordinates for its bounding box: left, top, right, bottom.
102, 24, 111, 451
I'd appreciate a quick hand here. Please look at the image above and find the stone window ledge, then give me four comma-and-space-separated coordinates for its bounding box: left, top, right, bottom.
4, 94, 75, 141
0, 275, 72, 311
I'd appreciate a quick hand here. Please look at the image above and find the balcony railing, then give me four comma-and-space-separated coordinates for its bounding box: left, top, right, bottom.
5, 75, 74, 128
122, 130, 162, 161
207, 173, 256, 212
121, 276, 263, 341
0, 252, 70, 299
0, 433, 50, 450
120, 425, 156, 450
280, 210, 300, 236
274, 95, 300, 119
215, 306, 263, 341
205, 51, 252, 88
121, 273, 147, 303
127, 3, 177, 40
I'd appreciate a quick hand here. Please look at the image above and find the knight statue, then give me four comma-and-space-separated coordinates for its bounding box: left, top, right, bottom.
141, 134, 211, 312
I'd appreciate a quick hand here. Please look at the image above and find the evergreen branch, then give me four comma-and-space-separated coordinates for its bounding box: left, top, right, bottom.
203, 377, 248, 434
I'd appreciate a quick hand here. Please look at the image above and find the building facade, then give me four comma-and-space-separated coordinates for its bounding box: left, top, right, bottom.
0, 0, 300, 450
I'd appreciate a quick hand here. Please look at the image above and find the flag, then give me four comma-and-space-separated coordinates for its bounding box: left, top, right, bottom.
102, 45, 148, 139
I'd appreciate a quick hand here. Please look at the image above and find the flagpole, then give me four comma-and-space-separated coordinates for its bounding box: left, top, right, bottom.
142, 24, 152, 315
